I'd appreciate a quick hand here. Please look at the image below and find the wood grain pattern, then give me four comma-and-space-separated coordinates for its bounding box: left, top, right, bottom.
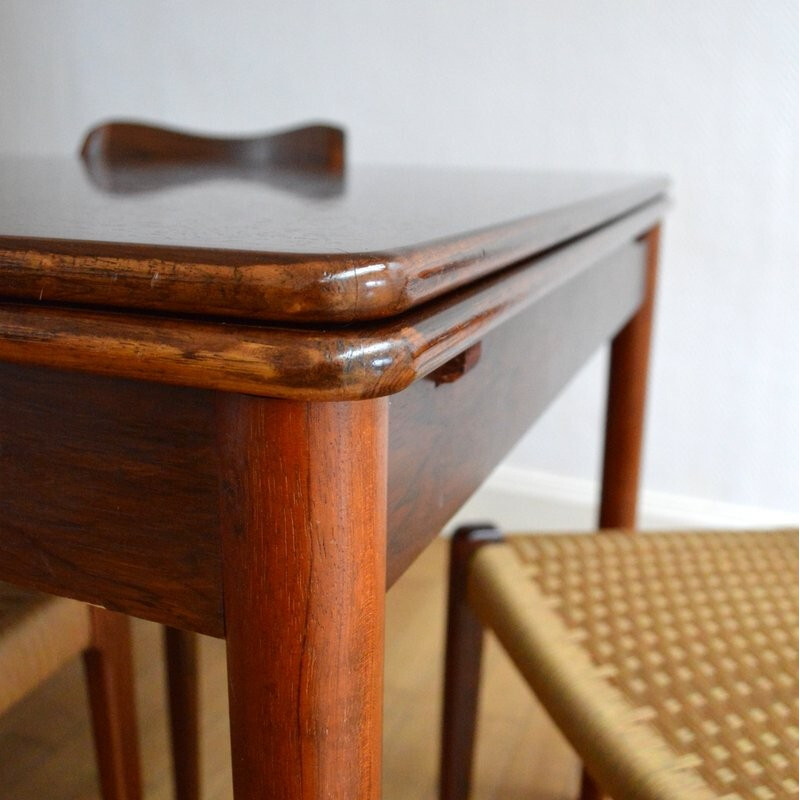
0, 200, 666, 402
0, 364, 223, 636
0, 232, 651, 629
599, 225, 661, 529
386, 238, 649, 586
81, 119, 342, 800
0, 225, 658, 635
218, 396, 387, 799
0, 151, 666, 322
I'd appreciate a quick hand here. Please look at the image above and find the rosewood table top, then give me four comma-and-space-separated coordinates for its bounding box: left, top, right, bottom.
0, 155, 666, 323
0, 155, 667, 401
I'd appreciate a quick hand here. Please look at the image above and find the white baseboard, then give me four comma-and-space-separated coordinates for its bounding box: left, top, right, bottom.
446, 465, 799, 533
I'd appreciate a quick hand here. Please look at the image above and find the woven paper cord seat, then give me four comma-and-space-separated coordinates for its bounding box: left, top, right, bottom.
468, 529, 798, 800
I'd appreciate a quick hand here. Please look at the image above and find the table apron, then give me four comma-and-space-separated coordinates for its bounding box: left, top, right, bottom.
0, 238, 647, 634
387, 237, 647, 583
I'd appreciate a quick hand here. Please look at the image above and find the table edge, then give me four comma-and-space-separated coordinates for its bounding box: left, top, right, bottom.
0, 199, 668, 400
0, 177, 668, 323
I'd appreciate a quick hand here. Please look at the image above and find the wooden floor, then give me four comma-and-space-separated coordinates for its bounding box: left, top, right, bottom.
0, 538, 579, 800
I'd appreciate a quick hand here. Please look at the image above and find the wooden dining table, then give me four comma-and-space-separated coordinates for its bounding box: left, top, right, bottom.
0, 151, 668, 799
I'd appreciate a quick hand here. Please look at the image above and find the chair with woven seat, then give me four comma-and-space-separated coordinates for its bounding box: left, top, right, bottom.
441, 526, 799, 800
0, 583, 141, 800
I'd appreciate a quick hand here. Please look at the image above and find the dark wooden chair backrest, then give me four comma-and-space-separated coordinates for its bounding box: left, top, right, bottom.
81, 121, 345, 172
79, 120, 346, 195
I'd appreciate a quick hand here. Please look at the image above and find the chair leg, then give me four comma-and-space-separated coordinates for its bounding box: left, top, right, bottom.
579, 769, 604, 800
83, 606, 142, 800
164, 626, 200, 800
440, 524, 503, 800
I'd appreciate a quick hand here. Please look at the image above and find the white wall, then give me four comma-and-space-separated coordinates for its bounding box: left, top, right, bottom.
1, 0, 797, 514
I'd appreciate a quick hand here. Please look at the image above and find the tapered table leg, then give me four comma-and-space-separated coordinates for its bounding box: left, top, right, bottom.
585, 225, 660, 800
599, 224, 661, 529
218, 396, 388, 800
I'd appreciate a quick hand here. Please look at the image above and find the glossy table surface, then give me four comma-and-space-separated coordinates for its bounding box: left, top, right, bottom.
0, 155, 666, 321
